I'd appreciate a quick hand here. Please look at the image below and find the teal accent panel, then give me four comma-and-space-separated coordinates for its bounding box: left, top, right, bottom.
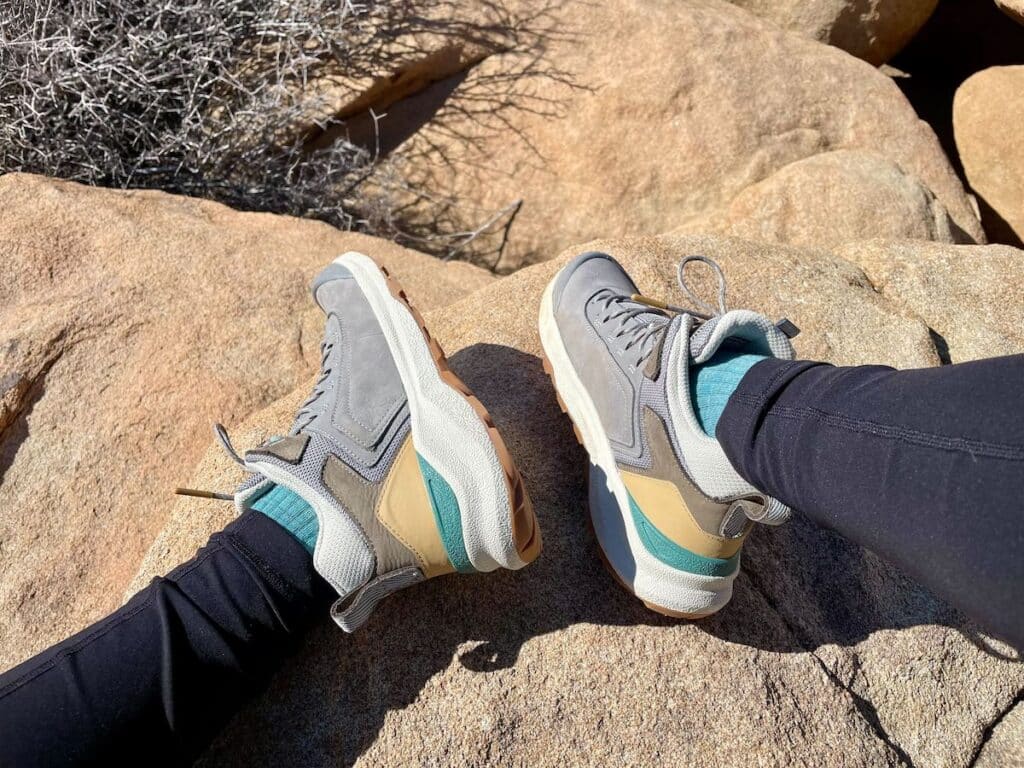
628, 492, 739, 578
416, 453, 475, 573
250, 484, 318, 554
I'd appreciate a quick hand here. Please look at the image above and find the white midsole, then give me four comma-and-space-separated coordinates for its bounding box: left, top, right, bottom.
338, 251, 524, 572
538, 276, 735, 615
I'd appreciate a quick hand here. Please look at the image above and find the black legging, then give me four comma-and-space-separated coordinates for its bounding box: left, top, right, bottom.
1, 355, 1022, 766
718, 355, 1024, 647
0, 513, 332, 767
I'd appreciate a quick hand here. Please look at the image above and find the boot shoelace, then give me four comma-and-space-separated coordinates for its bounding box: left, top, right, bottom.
293, 339, 335, 432
596, 255, 730, 369
178, 338, 339, 500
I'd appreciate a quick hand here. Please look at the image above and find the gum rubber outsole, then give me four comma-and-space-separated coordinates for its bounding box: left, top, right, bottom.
541, 353, 709, 620
370, 256, 542, 567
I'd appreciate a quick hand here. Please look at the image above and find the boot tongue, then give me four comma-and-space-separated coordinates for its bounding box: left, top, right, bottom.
596, 289, 671, 340
689, 310, 796, 364
630, 305, 672, 328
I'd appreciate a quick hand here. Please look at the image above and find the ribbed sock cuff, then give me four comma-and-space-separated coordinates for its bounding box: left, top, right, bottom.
689, 349, 769, 436
249, 484, 319, 554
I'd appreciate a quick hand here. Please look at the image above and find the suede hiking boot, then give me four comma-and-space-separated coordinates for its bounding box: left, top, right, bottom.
539, 251, 794, 617
219, 252, 540, 630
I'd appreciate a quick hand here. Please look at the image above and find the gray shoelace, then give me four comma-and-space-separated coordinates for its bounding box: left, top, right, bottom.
597, 255, 730, 368
175, 423, 263, 501
594, 291, 672, 368
293, 339, 335, 432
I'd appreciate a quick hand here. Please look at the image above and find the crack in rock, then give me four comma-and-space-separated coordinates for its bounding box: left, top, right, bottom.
743, 569, 915, 767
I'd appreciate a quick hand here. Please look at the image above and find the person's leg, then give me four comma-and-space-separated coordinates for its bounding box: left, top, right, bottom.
0, 510, 331, 767
717, 354, 1024, 648
0, 252, 542, 767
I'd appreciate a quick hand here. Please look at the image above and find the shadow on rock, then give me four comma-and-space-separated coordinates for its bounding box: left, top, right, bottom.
0, 372, 49, 486
197, 343, 1010, 767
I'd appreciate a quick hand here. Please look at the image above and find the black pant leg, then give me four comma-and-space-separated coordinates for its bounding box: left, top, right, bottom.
717, 355, 1024, 649
0, 511, 331, 767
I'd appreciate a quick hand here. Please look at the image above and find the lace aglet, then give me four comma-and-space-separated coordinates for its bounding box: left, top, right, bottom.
631, 293, 665, 309
175, 487, 234, 502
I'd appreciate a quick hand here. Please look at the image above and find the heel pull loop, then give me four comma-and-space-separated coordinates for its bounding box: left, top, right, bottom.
330, 567, 424, 632
776, 318, 801, 339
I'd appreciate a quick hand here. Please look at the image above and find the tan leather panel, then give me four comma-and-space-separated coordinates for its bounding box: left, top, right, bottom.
376, 436, 455, 578
323, 453, 419, 575
620, 470, 746, 559
632, 408, 746, 535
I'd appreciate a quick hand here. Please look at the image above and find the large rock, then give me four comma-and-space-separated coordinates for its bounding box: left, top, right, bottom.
975, 701, 1024, 767
727, 0, 938, 64
0, 174, 493, 670
380, 0, 978, 270
954, 66, 1024, 246
838, 239, 1024, 363
131, 235, 1023, 767
673, 149, 959, 248
303, 0, 984, 269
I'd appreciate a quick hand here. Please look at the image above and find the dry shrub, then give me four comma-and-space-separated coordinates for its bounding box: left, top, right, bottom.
1, 0, 402, 229
0, 0, 570, 262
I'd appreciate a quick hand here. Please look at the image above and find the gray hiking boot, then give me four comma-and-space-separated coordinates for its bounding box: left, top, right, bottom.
221, 252, 540, 631
539, 251, 795, 617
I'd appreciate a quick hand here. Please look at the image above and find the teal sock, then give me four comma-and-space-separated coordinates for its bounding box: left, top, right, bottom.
250, 484, 319, 554
689, 347, 767, 437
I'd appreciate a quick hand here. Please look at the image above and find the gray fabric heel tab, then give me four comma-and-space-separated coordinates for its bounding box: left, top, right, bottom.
776, 318, 801, 339
330, 566, 424, 632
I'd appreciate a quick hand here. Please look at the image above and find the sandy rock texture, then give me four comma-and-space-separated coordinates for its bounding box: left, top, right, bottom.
838, 239, 1024, 363
954, 65, 1024, 247
975, 701, 1024, 767
298, 0, 984, 269
132, 235, 1023, 768
727, 0, 938, 64
0, 174, 493, 671
672, 149, 958, 249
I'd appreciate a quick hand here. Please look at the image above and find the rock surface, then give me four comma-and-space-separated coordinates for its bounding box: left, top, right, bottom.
727, 0, 938, 64
672, 149, 959, 249
315, 0, 984, 269
838, 239, 1024, 363
132, 234, 1023, 767
975, 701, 1024, 767
954, 65, 1024, 247
995, 0, 1024, 25
0, 174, 493, 670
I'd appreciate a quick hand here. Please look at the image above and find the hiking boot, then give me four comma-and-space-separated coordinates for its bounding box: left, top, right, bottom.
223, 251, 540, 630
539, 251, 794, 617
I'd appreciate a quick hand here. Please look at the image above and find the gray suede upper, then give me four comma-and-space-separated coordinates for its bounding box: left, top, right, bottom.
550, 251, 795, 532
294, 264, 410, 481
552, 252, 667, 463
